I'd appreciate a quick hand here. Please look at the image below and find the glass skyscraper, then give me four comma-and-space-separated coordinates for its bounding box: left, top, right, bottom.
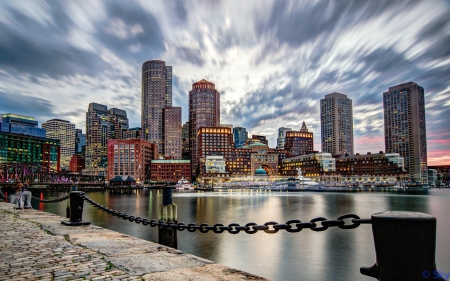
233, 126, 248, 148
0, 113, 46, 138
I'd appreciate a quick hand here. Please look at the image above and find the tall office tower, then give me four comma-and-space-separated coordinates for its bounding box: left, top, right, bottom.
383, 82, 427, 183
75, 129, 86, 156
233, 126, 248, 148
189, 79, 220, 176
163, 107, 182, 159
42, 119, 75, 170
109, 108, 129, 139
277, 127, 292, 149
284, 122, 314, 156
0, 113, 46, 138
141, 60, 172, 156
86, 103, 110, 169
320, 92, 354, 155
181, 122, 190, 160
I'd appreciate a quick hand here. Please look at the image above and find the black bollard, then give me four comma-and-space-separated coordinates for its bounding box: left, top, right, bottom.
61, 191, 91, 226
158, 187, 177, 248
361, 211, 444, 281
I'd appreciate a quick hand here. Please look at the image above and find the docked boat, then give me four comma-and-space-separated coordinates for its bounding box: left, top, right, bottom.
175, 178, 194, 190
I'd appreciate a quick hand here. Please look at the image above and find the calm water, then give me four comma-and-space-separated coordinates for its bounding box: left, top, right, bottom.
32, 189, 450, 281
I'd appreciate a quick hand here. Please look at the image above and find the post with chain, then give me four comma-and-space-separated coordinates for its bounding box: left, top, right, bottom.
61, 191, 91, 226
158, 187, 177, 248
361, 211, 444, 281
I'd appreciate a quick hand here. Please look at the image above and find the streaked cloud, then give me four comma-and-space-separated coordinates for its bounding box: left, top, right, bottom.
0, 0, 448, 165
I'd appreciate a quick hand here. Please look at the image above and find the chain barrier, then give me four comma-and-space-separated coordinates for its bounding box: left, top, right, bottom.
30, 194, 70, 203
79, 193, 372, 234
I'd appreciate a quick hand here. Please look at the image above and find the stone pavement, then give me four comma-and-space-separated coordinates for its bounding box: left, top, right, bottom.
0, 202, 269, 281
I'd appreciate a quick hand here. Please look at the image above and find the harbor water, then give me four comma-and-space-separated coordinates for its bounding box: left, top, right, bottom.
32, 189, 450, 281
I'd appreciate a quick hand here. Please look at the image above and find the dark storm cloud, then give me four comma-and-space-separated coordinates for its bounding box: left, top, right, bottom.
0, 3, 105, 78
176, 47, 205, 67
95, 2, 165, 60
0, 91, 57, 118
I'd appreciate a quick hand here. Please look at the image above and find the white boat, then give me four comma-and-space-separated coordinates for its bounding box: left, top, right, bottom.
175, 178, 194, 190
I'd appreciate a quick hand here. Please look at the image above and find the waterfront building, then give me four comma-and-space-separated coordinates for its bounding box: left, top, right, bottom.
199, 155, 230, 183
75, 129, 86, 156
320, 93, 354, 155
335, 151, 407, 182
284, 122, 313, 156
383, 82, 427, 184
109, 108, 129, 139
277, 127, 292, 150
107, 139, 158, 182
252, 135, 268, 146
86, 103, 110, 170
233, 126, 248, 148
141, 60, 172, 156
150, 159, 191, 183
42, 119, 75, 170
247, 142, 278, 177
69, 154, 85, 173
181, 122, 190, 160
163, 107, 182, 159
427, 165, 449, 187
0, 113, 46, 138
123, 127, 141, 139
0, 131, 60, 171
189, 79, 220, 176
282, 152, 337, 181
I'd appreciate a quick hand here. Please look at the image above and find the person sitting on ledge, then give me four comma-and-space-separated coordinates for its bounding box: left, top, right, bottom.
10, 182, 22, 206
18, 180, 32, 209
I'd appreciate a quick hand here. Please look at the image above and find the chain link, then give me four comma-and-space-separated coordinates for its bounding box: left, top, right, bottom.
78, 193, 372, 234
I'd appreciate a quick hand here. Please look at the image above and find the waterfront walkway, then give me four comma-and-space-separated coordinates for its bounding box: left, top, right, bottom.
0, 202, 268, 281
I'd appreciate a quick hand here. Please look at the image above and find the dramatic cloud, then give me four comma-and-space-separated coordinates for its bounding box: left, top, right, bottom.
0, 0, 448, 165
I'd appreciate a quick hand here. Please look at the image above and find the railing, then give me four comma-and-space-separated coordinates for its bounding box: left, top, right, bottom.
0, 187, 445, 281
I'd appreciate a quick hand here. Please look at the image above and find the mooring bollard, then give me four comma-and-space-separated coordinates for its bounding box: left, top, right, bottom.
61, 191, 91, 226
158, 187, 177, 248
361, 211, 444, 281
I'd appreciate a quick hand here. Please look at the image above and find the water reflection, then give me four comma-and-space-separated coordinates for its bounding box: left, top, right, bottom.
31, 189, 450, 281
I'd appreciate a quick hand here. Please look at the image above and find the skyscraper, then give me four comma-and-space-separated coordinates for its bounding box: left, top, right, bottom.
0, 113, 46, 138
189, 79, 220, 176
86, 103, 109, 169
277, 127, 292, 149
284, 122, 314, 156
141, 60, 172, 156
75, 129, 86, 156
233, 126, 248, 148
109, 108, 129, 139
42, 119, 75, 170
320, 92, 354, 155
163, 107, 182, 159
383, 82, 427, 183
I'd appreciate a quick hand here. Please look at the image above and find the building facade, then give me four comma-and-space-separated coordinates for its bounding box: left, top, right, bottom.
284, 122, 313, 156
189, 79, 220, 176
109, 108, 129, 139
42, 119, 75, 170
107, 139, 158, 182
282, 152, 337, 180
86, 103, 110, 170
233, 126, 248, 148
181, 122, 190, 160
70, 154, 85, 173
0, 113, 46, 138
252, 135, 268, 145
163, 107, 181, 159
141, 60, 172, 156
150, 159, 191, 183
383, 82, 428, 184
321, 93, 354, 155
75, 129, 86, 156
0, 132, 60, 171
277, 127, 292, 150
123, 127, 141, 139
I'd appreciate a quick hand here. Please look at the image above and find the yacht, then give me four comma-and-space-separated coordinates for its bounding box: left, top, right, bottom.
175, 178, 194, 190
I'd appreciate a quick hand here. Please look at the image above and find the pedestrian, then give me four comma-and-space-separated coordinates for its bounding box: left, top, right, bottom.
10, 182, 22, 205
19, 180, 32, 209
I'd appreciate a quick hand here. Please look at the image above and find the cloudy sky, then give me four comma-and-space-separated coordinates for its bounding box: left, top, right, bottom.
0, 0, 449, 165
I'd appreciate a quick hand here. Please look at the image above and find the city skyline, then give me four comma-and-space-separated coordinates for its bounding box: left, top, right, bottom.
0, 1, 448, 165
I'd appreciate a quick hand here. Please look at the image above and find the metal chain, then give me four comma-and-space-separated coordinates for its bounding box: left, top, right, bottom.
31, 194, 70, 203
0, 190, 8, 200
79, 193, 372, 234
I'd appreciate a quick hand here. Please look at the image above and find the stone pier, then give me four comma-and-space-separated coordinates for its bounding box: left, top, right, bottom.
0, 202, 268, 281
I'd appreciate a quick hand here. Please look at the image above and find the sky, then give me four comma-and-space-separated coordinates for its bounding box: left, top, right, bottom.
0, 0, 449, 165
